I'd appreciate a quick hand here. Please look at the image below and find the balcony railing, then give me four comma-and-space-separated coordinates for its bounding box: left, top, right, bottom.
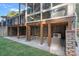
6, 14, 25, 26
27, 4, 70, 22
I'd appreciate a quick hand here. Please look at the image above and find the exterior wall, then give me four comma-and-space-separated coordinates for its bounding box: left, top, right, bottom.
0, 26, 3, 36
3, 26, 8, 36
0, 26, 8, 36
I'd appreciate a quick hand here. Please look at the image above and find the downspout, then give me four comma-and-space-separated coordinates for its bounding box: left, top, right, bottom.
75, 11, 78, 44
74, 7, 79, 55
73, 3, 78, 45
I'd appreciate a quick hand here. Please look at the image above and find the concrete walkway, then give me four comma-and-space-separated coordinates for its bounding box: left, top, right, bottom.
4, 36, 65, 56
4, 36, 49, 51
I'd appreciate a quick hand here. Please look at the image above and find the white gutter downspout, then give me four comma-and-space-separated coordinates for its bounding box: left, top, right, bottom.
73, 3, 78, 44
75, 7, 79, 55
75, 11, 78, 43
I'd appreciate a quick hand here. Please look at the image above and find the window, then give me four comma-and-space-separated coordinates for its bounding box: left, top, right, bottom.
20, 14, 25, 25
15, 17, 18, 25
52, 6, 67, 17
9, 19, 12, 26
42, 3, 51, 10
22, 14, 25, 25
33, 13, 41, 21
27, 3, 33, 14
27, 15, 34, 21
42, 11, 51, 19
27, 13, 41, 22
43, 26, 48, 37
52, 3, 62, 7
34, 3, 40, 12
31, 26, 40, 36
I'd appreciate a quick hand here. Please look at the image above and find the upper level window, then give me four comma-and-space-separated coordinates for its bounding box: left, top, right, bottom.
52, 5, 67, 17
27, 3, 33, 14
42, 11, 51, 19
27, 13, 41, 22
33, 13, 41, 20
15, 16, 18, 25
42, 3, 51, 10
34, 3, 40, 12
27, 15, 34, 21
52, 3, 62, 7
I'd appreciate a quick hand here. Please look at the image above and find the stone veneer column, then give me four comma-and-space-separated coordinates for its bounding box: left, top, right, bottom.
66, 30, 76, 56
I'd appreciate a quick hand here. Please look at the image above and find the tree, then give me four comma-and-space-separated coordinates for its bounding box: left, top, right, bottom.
7, 11, 18, 17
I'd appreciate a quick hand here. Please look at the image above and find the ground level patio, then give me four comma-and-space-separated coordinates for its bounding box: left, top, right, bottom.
4, 36, 65, 56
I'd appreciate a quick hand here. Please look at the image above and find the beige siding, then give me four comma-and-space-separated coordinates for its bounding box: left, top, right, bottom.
0, 26, 8, 36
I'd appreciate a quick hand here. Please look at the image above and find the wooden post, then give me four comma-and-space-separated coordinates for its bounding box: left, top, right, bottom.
48, 23, 51, 47
17, 3, 21, 39
7, 27, 9, 36
26, 24, 27, 40
25, 4, 27, 41
8, 27, 11, 36
10, 27, 12, 36
40, 22, 43, 44
27, 25, 31, 41
17, 26, 19, 39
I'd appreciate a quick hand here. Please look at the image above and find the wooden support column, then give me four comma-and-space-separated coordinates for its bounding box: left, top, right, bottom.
8, 27, 10, 36
17, 26, 20, 39
26, 24, 27, 40
10, 27, 12, 36
7, 27, 9, 36
48, 23, 51, 47
40, 22, 43, 44
27, 25, 31, 41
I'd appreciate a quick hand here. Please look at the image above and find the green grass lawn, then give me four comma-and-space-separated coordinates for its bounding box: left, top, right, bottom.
0, 37, 56, 56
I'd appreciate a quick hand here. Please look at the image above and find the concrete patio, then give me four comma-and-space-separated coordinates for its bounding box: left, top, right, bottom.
4, 36, 65, 56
